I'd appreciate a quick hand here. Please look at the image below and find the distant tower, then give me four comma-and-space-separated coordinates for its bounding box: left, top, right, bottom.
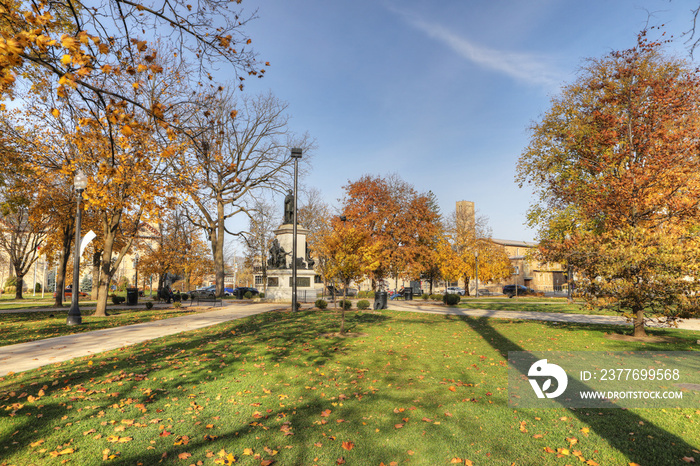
456, 200, 475, 233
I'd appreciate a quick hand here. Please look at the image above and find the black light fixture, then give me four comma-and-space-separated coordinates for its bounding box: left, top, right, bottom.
66, 169, 88, 326
291, 148, 302, 311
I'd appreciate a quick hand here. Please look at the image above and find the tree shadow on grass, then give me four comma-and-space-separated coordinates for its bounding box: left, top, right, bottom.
0, 309, 540, 465
457, 315, 699, 465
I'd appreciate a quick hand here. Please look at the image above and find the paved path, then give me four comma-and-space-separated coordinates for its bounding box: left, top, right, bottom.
1, 301, 698, 377
0, 302, 279, 376
388, 301, 700, 331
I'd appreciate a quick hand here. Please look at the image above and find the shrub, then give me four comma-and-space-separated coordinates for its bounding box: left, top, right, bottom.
181, 293, 189, 301
35, 283, 43, 292
315, 299, 328, 310
259, 292, 265, 299
443, 293, 461, 305
173, 301, 182, 309
357, 299, 370, 310
145, 301, 153, 310
111, 295, 126, 305
5, 285, 16, 293
358, 290, 375, 299
430, 294, 443, 301
4, 277, 17, 288
244, 291, 253, 299
339, 299, 352, 310
421, 293, 429, 300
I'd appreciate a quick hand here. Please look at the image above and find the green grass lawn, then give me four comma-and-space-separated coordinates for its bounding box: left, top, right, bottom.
0, 309, 698, 465
0, 308, 200, 347
457, 299, 619, 316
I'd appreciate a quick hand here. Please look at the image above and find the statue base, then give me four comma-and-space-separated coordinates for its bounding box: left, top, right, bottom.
264, 268, 318, 303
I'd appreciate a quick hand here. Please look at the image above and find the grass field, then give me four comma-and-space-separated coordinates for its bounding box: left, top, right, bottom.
0, 308, 203, 347
0, 308, 698, 465
457, 299, 619, 316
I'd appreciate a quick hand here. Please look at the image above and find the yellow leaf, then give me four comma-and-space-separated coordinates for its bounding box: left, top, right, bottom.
61, 54, 72, 65
51, 108, 60, 118
120, 125, 133, 137
243, 448, 254, 455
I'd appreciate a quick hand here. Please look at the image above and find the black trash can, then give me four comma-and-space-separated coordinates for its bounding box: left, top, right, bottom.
404, 288, 413, 301
126, 287, 139, 306
374, 291, 388, 310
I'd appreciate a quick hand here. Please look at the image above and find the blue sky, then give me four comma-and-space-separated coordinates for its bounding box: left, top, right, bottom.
238, 0, 696, 242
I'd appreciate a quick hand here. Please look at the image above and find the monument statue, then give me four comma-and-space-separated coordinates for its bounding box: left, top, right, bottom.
283, 189, 294, 224
267, 238, 287, 269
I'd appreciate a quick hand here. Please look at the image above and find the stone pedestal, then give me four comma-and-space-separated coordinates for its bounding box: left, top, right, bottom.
265, 223, 317, 303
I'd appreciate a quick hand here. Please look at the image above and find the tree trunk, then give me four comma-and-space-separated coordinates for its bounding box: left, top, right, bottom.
94, 215, 121, 317
464, 276, 471, 297
633, 306, 647, 337
214, 201, 226, 297
14, 273, 24, 299
340, 279, 348, 334
54, 223, 74, 306
91, 250, 102, 301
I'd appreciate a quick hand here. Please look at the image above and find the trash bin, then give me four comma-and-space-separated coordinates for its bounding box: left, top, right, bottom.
374, 291, 388, 310
126, 287, 139, 306
404, 288, 413, 301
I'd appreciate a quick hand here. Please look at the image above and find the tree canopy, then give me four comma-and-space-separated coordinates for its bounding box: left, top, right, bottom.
517, 34, 700, 336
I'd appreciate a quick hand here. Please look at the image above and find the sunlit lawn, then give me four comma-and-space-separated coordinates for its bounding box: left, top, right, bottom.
457, 299, 620, 316
0, 308, 201, 347
0, 309, 698, 465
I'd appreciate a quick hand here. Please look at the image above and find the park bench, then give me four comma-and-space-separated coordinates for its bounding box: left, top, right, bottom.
196, 296, 222, 307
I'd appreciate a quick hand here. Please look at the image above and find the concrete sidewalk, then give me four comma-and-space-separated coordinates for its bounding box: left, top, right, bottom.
0, 302, 279, 376
388, 301, 700, 331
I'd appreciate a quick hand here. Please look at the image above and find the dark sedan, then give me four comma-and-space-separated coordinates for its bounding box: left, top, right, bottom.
232, 287, 259, 298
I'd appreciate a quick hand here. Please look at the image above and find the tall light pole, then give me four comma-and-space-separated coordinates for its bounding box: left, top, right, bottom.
66, 170, 88, 326
291, 148, 302, 311
474, 250, 479, 298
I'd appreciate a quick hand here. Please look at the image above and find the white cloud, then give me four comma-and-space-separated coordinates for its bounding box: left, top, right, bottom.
393, 8, 564, 89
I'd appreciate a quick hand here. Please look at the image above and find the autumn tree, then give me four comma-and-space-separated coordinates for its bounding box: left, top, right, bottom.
177, 91, 313, 298
1, 0, 265, 314
340, 174, 442, 290
438, 210, 511, 295
516, 34, 700, 336
315, 218, 379, 333
138, 209, 211, 294
243, 199, 276, 295
0, 173, 50, 299
298, 188, 333, 292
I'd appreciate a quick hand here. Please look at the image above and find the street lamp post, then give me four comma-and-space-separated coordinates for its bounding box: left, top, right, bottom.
66, 170, 88, 326
474, 250, 479, 298
291, 148, 302, 311
133, 253, 139, 292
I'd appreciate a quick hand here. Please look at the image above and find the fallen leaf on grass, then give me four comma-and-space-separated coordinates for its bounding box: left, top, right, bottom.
321, 409, 331, 417
394, 423, 404, 429
341, 441, 354, 451
682, 458, 696, 463
178, 452, 192, 459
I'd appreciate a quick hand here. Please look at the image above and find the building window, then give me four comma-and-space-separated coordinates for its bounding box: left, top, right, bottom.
255, 276, 264, 286
513, 266, 520, 275
314, 275, 323, 284
267, 277, 279, 287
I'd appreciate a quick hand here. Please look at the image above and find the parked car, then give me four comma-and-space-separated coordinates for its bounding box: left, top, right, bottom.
191, 286, 215, 298
446, 286, 465, 296
502, 285, 536, 298
232, 287, 259, 299
224, 287, 235, 296
476, 289, 492, 296
53, 288, 88, 299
